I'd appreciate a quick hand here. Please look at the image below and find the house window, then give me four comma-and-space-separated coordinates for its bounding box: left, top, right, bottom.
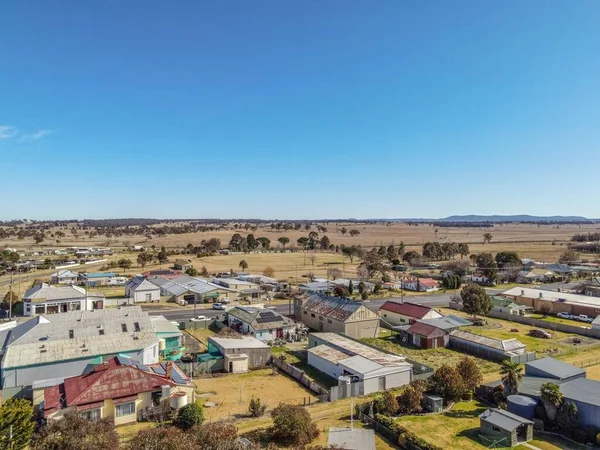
311, 313, 315, 318
491, 425, 501, 432
319, 316, 323, 321
145, 293, 152, 301
80, 408, 101, 420
303, 311, 307, 315
99, 329, 105, 336
115, 402, 136, 417
121, 324, 128, 332
327, 319, 332, 324
68, 330, 74, 339
134, 322, 141, 332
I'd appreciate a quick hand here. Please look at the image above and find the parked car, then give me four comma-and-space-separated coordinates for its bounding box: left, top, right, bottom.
212, 303, 226, 310
578, 314, 593, 323
529, 329, 552, 339
220, 298, 230, 304
557, 312, 572, 319
190, 315, 208, 322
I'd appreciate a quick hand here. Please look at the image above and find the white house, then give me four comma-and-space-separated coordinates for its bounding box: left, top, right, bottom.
23, 283, 105, 316
226, 306, 296, 341
378, 301, 443, 326
402, 278, 439, 292
126, 278, 161, 303
50, 270, 79, 285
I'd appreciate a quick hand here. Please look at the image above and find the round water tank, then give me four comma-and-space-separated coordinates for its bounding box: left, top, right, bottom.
507, 395, 537, 420
159, 339, 166, 352
170, 391, 188, 409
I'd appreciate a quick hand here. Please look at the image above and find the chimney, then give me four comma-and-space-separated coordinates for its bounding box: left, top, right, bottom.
166, 361, 173, 380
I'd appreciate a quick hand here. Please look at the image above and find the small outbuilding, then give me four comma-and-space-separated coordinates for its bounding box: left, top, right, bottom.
327, 428, 375, 450
479, 408, 533, 447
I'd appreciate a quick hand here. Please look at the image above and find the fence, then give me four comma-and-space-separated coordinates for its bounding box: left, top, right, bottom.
1, 385, 32, 401
329, 380, 365, 402
271, 357, 329, 402
406, 358, 435, 380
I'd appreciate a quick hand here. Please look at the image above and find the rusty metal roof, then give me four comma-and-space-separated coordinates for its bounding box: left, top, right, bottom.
379, 301, 437, 319
297, 293, 374, 321
450, 330, 526, 352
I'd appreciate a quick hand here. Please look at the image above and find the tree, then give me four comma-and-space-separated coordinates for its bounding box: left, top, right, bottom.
0, 399, 34, 450
127, 425, 190, 450
402, 251, 421, 265
327, 268, 342, 280
256, 237, 271, 250
185, 267, 199, 276
239, 260, 248, 272
248, 396, 267, 418
341, 245, 360, 263
270, 404, 319, 446
333, 285, 349, 298
398, 385, 424, 414
348, 279, 354, 295
32, 411, 119, 450
200, 265, 209, 277
1, 291, 19, 311
378, 390, 399, 416
349, 229, 360, 237
278, 237, 290, 250
556, 402, 579, 437
174, 403, 204, 431
441, 273, 462, 290
386, 244, 398, 262
192, 421, 247, 450
228, 234, 248, 252
500, 360, 523, 397
457, 243, 470, 259
137, 252, 153, 269
483, 232, 493, 244
460, 283, 492, 317
456, 357, 482, 393
320, 235, 331, 250
118, 258, 133, 272
476, 252, 498, 281
428, 364, 466, 404
358, 249, 388, 278
157, 246, 169, 264
263, 266, 275, 278
340, 227, 347, 235
495, 251, 521, 268
246, 234, 259, 251
559, 249, 580, 265
540, 382, 563, 422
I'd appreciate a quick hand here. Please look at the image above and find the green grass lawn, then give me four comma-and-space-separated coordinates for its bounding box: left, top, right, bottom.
271, 346, 339, 389
528, 313, 591, 329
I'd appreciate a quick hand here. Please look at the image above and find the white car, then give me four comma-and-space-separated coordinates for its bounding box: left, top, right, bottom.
212, 303, 226, 310
220, 298, 230, 304
557, 312, 572, 319
190, 315, 208, 322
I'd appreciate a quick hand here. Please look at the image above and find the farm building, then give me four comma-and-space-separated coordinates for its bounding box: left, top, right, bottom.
449, 330, 533, 363
207, 336, 271, 372
0, 306, 159, 392
126, 277, 161, 303
307, 333, 412, 394
43, 356, 194, 425
479, 408, 533, 447
502, 286, 600, 318
50, 270, 79, 285
226, 306, 296, 342
22, 283, 105, 316
525, 357, 586, 382
378, 301, 443, 327
294, 293, 380, 339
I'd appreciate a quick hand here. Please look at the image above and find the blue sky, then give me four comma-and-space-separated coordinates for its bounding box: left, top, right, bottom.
1, 1, 599, 220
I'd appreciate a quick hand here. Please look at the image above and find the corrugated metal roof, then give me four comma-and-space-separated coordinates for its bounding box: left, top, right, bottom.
408, 321, 447, 338
298, 293, 374, 321
560, 378, 600, 406
126, 278, 159, 292
23, 283, 90, 301
480, 408, 533, 430
150, 315, 182, 335
227, 306, 295, 331
379, 301, 439, 319
328, 428, 375, 450
525, 357, 585, 380
503, 286, 600, 307
307, 344, 351, 363
209, 335, 269, 350
450, 330, 526, 353
418, 316, 471, 331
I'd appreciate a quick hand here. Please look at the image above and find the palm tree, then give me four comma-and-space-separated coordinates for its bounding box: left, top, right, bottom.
500, 360, 523, 396
239, 260, 248, 272
540, 382, 563, 421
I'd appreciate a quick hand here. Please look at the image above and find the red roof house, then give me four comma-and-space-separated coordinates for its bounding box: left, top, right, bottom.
378, 301, 443, 326
406, 322, 448, 349
44, 357, 194, 424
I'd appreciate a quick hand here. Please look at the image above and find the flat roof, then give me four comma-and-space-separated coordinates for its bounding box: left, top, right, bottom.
560, 378, 600, 406
328, 428, 375, 450
525, 357, 585, 380
307, 344, 351, 364
209, 335, 269, 350
503, 286, 600, 308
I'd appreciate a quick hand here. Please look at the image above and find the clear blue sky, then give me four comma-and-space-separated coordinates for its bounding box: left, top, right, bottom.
1, 1, 599, 220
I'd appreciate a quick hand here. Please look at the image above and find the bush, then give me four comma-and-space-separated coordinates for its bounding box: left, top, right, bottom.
270, 404, 319, 446
535, 406, 548, 423
533, 419, 544, 431
573, 428, 588, 443
397, 386, 423, 414
174, 403, 204, 430
248, 396, 267, 418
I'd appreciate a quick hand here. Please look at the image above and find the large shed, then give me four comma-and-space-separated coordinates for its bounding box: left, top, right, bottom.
525, 357, 586, 382
559, 378, 600, 427
479, 408, 533, 447
449, 330, 533, 363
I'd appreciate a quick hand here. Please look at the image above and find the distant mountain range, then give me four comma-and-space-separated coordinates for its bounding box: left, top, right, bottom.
438, 215, 592, 223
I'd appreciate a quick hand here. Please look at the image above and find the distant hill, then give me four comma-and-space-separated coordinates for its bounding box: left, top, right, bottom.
439, 215, 591, 223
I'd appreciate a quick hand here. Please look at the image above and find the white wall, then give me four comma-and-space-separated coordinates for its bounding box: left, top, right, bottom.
307, 352, 341, 379
128, 289, 160, 303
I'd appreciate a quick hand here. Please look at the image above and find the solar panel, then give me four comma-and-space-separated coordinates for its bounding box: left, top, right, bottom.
171, 370, 187, 385
117, 355, 140, 366
152, 366, 166, 375
135, 364, 150, 372
256, 317, 280, 324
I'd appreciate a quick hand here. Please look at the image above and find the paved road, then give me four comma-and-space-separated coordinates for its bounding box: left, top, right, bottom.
157, 288, 505, 322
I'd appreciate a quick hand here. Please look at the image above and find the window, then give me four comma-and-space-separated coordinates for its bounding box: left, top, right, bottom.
121, 324, 128, 332
115, 402, 136, 417
327, 319, 332, 324
491, 425, 501, 432
68, 330, 74, 339
145, 293, 152, 301
311, 313, 315, 318
319, 316, 323, 321
303, 311, 307, 315
99, 329, 105, 336
134, 322, 141, 332
80, 408, 101, 420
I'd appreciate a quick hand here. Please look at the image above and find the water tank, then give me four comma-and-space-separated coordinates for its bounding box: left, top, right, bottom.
159, 339, 166, 352
170, 391, 188, 409
161, 385, 171, 400
507, 395, 538, 420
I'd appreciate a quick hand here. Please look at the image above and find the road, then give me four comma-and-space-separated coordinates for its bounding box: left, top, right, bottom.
156, 288, 506, 322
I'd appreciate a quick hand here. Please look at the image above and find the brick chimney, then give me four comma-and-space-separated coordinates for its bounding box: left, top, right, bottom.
166, 361, 173, 380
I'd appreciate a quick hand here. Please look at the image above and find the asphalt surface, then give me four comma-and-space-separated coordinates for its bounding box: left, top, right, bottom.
156, 289, 506, 322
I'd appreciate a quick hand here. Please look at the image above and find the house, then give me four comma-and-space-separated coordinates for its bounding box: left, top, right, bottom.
378, 301, 443, 326
207, 336, 271, 372
126, 277, 161, 303
226, 306, 296, 341
465, 274, 495, 286
81, 272, 117, 287
405, 322, 448, 349
173, 259, 192, 271
22, 283, 105, 316
502, 286, 600, 318
299, 279, 375, 295
142, 269, 181, 279
307, 333, 412, 394
535, 263, 574, 277
50, 270, 79, 285
402, 278, 439, 292
449, 330, 531, 363
479, 408, 533, 447
517, 269, 556, 284
524, 357, 585, 382
212, 278, 263, 302
294, 293, 380, 339
150, 316, 184, 359
148, 275, 238, 303
43, 356, 195, 424
327, 428, 375, 450
490, 296, 533, 315
0, 306, 160, 391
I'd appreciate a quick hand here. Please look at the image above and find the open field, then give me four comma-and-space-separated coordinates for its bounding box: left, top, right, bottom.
194, 368, 317, 422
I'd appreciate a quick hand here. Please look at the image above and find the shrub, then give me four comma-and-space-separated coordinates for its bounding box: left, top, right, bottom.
397, 386, 423, 414
556, 401, 579, 437
596, 431, 600, 446
270, 404, 319, 446
379, 391, 399, 416
174, 403, 204, 430
248, 396, 267, 418
533, 419, 544, 431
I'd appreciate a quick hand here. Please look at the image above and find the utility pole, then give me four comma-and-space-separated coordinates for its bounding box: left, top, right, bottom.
9, 271, 13, 320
